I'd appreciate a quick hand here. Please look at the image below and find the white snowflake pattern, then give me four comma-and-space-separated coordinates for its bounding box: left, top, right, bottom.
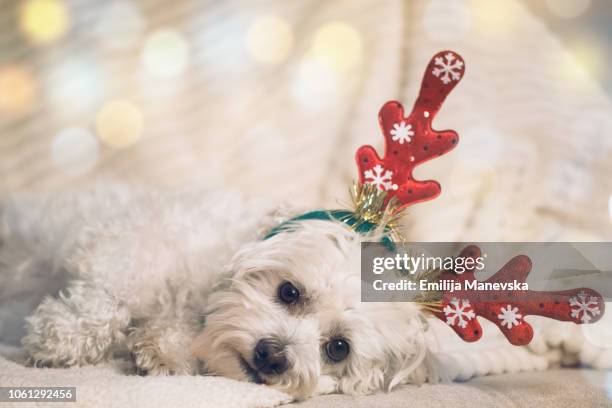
364, 164, 398, 190
432, 52, 464, 85
497, 304, 522, 329
390, 121, 414, 144
443, 298, 476, 329
569, 291, 601, 323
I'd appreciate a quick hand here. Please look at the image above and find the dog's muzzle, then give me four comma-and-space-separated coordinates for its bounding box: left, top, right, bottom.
253, 338, 289, 375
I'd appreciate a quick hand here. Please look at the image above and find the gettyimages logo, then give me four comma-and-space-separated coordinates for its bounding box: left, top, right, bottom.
361, 242, 612, 303
372, 252, 486, 275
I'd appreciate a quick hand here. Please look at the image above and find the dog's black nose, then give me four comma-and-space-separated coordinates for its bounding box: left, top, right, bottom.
253, 338, 288, 375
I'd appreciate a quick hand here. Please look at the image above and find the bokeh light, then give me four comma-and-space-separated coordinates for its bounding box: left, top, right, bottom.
19, 0, 69, 45
191, 13, 250, 77
141, 29, 190, 78
472, 1, 516, 35
555, 37, 604, 89
246, 15, 293, 65
94, 1, 145, 50
545, 0, 591, 19
47, 58, 105, 114
291, 57, 343, 111
423, 0, 471, 42
95, 99, 144, 148
308, 22, 362, 72
0, 65, 36, 117
568, 38, 604, 79
51, 127, 99, 176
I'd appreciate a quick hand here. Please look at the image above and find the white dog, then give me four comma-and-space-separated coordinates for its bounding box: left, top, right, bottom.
0, 185, 434, 400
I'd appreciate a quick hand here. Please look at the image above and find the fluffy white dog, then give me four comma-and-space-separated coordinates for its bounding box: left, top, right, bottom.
0, 185, 433, 399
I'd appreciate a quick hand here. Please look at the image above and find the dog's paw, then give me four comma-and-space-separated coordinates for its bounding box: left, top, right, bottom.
313, 375, 338, 396
130, 346, 195, 376
24, 355, 68, 368
22, 283, 130, 367
128, 325, 197, 376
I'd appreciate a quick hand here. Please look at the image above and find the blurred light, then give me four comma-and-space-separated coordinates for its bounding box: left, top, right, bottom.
191, 13, 249, 77
142, 29, 190, 78
472, 1, 515, 34
19, 0, 69, 45
246, 15, 293, 65
609, 195, 612, 222
291, 57, 343, 111
0, 65, 36, 117
569, 39, 603, 78
423, 0, 471, 42
308, 22, 362, 72
95, 99, 143, 148
545, 0, 591, 19
48, 58, 105, 114
94, 1, 144, 50
556, 55, 590, 87
556, 39, 603, 88
51, 128, 99, 175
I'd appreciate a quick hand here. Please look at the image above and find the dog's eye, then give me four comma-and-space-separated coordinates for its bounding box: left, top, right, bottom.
278, 281, 300, 305
325, 338, 350, 362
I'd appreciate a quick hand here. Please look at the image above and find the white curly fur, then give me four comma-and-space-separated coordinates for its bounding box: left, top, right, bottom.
0, 185, 435, 400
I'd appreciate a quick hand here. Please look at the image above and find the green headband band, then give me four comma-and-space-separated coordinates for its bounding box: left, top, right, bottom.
263, 209, 396, 250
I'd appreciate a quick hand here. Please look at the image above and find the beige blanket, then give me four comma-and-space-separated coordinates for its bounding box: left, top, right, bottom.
292, 369, 611, 408
2, 344, 610, 408
0, 345, 291, 408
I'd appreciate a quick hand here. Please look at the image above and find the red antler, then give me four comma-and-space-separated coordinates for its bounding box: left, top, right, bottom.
434, 246, 605, 346
356, 50, 465, 211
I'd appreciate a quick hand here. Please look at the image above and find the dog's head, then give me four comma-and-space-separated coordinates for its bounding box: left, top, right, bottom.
192, 220, 430, 399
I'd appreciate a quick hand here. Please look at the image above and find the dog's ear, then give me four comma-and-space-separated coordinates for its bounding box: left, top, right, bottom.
386, 345, 438, 391
383, 306, 441, 390
385, 346, 422, 390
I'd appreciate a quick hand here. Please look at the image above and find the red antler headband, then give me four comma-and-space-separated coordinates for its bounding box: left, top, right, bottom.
353, 50, 604, 345
266, 50, 465, 242
356, 50, 464, 211
433, 246, 605, 346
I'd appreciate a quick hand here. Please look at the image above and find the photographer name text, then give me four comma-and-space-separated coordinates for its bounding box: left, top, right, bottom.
372, 278, 528, 293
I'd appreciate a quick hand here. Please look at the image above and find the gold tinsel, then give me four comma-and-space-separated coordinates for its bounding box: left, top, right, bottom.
347, 182, 405, 241
346, 182, 444, 314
